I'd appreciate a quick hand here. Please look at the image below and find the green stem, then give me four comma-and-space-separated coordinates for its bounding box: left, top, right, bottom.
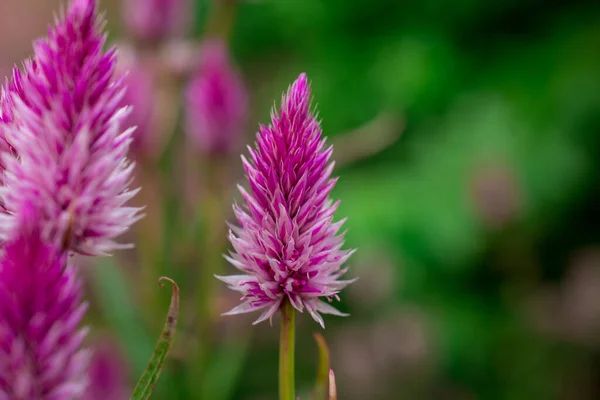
279, 300, 296, 400
196, 155, 229, 345
137, 163, 165, 329
196, 192, 223, 344
205, 0, 239, 41
188, 155, 230, 393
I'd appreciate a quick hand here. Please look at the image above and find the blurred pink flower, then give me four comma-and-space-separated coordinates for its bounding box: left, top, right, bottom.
0, 0, 143, 256
123, 0, 190, 44
184, 40, 248, 155
0, 207, 89, 399
84, 340, 130, 400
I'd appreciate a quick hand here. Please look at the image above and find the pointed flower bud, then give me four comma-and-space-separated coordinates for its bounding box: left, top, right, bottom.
217, 73, 356, 328
0, 0, 143, 255
0, 207, 89, 399
123, 0, 190, 44
184, 40, 247, 155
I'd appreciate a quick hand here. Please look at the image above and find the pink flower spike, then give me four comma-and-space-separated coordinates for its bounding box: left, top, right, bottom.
0, 206, 90, 399
0, 0, 143, 255
217, 73, 356, 328
123, 0, 191, 44
184, 39, 248, 155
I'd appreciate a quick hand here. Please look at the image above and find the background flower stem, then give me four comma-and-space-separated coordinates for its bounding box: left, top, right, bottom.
189, 154, 230, 392
204, 0, 239, 41
137, 163, 165, 328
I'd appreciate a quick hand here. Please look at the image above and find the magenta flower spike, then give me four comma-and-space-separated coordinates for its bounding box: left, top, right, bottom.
184, 40, 247, 155
217, 73, 356, 328
0, 0, 143, 256
0, 208, 89, 399
123, 0, 190, 44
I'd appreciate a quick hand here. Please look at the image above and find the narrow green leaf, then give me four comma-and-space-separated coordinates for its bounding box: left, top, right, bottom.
91, 259, 154, 377
130, 277, 180, 400
313, 333, 330, 400
199, 335, 251, 400
329, 370, 337, 400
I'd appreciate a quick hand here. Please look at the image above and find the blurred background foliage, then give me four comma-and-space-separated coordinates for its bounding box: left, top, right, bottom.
3, 0, 600, 399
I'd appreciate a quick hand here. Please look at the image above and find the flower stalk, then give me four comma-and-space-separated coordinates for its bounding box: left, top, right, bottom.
279, 299, 296, 400
205, 0, 239, 41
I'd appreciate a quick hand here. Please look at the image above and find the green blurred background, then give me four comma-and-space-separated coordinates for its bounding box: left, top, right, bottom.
3, 0, 600, 399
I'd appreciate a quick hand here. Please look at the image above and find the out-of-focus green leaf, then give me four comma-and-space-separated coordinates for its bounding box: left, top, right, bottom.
198, 336, 252, 400
91, 259, 155, 377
